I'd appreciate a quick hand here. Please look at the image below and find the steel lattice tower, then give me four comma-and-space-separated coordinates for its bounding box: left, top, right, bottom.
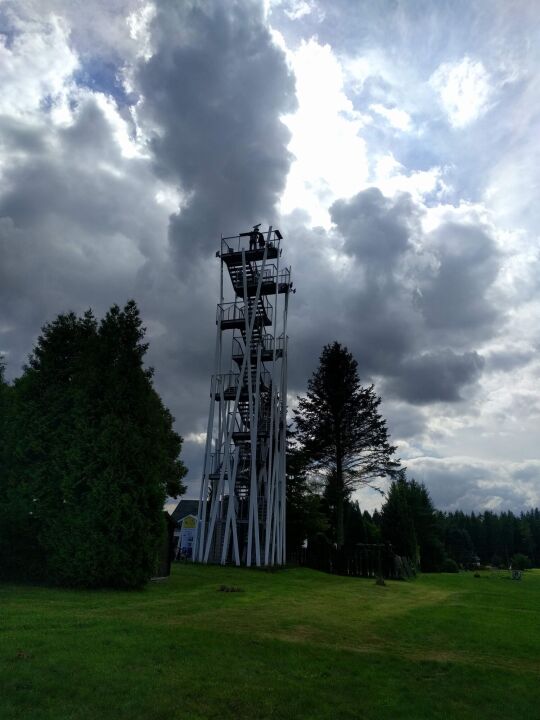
193, 226, 292, 566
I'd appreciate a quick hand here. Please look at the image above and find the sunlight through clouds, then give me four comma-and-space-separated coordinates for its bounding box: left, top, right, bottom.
0, 14, 78, 118
279, 38, 369, 227
430, 57, 493, 128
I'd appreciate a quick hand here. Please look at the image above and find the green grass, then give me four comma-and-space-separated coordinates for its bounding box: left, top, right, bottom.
2, 566, 540, 719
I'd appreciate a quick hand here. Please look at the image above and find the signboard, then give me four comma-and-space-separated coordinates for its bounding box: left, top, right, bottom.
182, 515, 197, 530
179, 515, 198, 558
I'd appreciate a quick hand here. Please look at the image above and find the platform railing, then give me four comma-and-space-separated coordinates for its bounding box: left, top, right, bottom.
220, 232, 280, 255
217, 299, 273, 325
215, 370, 272, 393
232, 334, 284, 358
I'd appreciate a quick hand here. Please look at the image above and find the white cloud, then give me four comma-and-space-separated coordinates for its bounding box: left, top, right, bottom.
370, 103, 412, 132
371, 153, 445, 203
284, 0, 313, 20
406, 456, 540, 512
430, 57, 492, 128
126, 2, 156, 60
0, 14, 78, 118
268, 0, 324, 22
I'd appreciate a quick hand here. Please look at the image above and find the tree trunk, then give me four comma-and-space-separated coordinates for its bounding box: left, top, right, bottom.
336, 445, 344, 549
336, 491, 344, 549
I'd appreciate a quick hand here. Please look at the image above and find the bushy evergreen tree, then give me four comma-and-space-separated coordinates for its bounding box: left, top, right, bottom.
294, 342, 399, 548
286, 447, 328, 556
0, 357, 7, 466
380, 472, 417, 560
445, 527, 476, 567
380, 472, 445, 570
404, 478, 446, 571
0, 302, 186, 587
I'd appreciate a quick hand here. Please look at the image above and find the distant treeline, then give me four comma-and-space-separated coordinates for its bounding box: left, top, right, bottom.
352, 504, 540, 571
288, 470, 540, 572
436, 509, 540, 568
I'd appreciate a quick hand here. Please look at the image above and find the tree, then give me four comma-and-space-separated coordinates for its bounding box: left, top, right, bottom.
0, 357, 7, 465
0, 302, 187, 587
286, 447, 328, 557
445, 527, 475, 567
380, 473, 446, 570
293, 342, 399, 548
380, 472, 417, 560
0, 359, 23, 576
404, 478, 446, 571
510, 552, 531, 571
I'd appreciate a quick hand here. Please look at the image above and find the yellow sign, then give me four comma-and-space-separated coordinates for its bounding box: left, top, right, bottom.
182, 515, 197, 529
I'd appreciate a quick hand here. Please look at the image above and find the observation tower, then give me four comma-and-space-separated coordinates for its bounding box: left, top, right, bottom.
193, 226, 293, 566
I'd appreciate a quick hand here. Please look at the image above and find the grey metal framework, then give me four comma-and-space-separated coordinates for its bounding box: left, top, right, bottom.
193, 226, 293, 566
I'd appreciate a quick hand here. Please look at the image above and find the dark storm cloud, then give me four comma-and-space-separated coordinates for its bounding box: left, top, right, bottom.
0, 99, 156, 368
331, 188, 418, 268
1, 104, 129, 232
386, 350, 485, 404
282, 187, 503, 407
380, 401, 427, 441
0, 93, 219, 498
417, 222, 501, 344
136, 0, 296, 266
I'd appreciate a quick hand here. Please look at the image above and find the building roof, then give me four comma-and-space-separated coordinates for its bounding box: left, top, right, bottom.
170, 499, 199, 524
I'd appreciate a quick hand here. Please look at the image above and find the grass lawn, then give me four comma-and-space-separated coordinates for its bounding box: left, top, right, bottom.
2, 565, 540, 719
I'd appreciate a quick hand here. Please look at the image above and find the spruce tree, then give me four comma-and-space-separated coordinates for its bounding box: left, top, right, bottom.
404, 478, 446, 571
380, 472, 417, 560
294, 342, 399, 548
0, 357, 6, 466
286, 447, 328, 555
0, 360, 22, 577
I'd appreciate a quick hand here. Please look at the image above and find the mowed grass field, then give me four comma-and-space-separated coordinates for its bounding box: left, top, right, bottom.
2, 566, 540, 720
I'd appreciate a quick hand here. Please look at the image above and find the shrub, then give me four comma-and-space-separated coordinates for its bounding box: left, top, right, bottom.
441, 558, 459, 573
218, 585, 244, 593
510, 553, 532, 571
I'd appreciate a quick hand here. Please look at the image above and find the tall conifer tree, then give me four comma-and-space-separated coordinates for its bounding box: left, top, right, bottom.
380, 472, 418, 560
294, 342, 399, 548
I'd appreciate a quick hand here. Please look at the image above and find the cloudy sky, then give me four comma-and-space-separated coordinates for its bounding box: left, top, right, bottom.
1, 0, 539, 512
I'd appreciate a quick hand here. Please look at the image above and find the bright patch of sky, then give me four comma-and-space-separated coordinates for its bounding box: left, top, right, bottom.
276, 35, 450, 227
0, 14, 78, 118
126, 2, 156, 60
370, 103, 412, 132
278, 37, 369, 227
430, 57, 493, 128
